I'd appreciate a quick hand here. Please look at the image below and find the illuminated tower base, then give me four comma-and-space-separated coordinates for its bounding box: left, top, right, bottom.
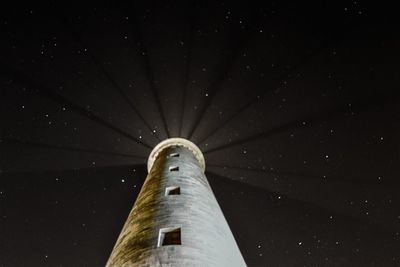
106, 138, 246, 266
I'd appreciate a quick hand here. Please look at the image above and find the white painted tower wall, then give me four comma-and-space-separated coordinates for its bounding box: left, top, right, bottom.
106, 138, 246, 267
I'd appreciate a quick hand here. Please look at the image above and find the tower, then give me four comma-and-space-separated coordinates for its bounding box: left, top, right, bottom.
106, 138, 246, 266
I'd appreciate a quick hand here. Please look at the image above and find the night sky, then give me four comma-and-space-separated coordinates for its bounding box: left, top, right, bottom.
1, 1, 399, 266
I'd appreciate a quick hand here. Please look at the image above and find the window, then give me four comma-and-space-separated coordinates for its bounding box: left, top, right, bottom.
169, 166, 179, 172
165, 186, 180, 196
158, 227, 181, 246
169, 153, 179, 158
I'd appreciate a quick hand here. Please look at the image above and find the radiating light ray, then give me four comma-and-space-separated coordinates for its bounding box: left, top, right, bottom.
196, 38, 341, 147
0, 67, 153, 150
178, 22, 195, 137
207, 164, 398, 186
122, 4, 171, 138
0, 163, 147, 175
1, 138, 147, 160
54, 13, 162, 142
186, 21, 252, 140
206, 170, 395, 230
202, 93, 397, 155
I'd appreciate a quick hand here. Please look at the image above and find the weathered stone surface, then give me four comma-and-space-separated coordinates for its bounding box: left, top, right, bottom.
106, 139, 246, 267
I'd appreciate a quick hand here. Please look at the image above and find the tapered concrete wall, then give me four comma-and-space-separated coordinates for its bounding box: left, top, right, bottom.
106, 140, 246, 267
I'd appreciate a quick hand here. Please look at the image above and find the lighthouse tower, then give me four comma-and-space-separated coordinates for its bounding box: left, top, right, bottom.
106, 138, 246, 266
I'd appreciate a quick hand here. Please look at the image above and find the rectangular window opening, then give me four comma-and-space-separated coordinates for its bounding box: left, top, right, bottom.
169, 153, 179, 158
158, 227, 181, 247
165, 186, 180, 196
169, 166, 179, 172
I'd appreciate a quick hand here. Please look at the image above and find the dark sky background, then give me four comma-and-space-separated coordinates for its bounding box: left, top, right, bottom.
1, 1, 399, 266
